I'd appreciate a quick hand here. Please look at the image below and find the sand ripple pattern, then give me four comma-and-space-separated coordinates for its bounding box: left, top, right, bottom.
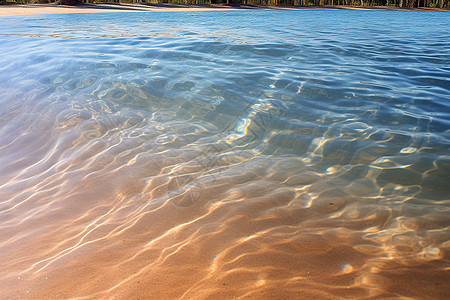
0, 10, 449, 299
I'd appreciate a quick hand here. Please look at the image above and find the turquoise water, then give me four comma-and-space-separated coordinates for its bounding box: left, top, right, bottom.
0, 10, 449, 299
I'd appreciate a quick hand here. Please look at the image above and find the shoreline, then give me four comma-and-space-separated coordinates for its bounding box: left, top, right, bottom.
0, 3, 448, 17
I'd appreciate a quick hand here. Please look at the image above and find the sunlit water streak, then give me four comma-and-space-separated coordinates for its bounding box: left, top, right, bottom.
0, 10, 449, 299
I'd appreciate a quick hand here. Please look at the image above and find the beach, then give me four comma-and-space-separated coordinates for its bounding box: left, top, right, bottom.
0, 3, 241, 17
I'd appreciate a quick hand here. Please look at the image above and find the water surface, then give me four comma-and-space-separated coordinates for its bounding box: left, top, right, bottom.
0, 10, 449, 299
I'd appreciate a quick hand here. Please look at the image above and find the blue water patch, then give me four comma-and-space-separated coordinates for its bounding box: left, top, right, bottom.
0, 9, 449, 298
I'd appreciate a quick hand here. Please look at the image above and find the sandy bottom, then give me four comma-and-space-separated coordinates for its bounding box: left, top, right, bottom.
0, 5, 449, 299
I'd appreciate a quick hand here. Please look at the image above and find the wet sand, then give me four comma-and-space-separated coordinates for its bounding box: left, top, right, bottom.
0, 3, 447, 17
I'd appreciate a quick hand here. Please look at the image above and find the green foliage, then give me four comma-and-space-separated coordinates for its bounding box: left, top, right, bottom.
3, 0, 33, 3
386, 0, 395, 6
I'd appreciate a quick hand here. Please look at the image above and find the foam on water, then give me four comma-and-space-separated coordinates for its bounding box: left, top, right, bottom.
0, 10, 449, 299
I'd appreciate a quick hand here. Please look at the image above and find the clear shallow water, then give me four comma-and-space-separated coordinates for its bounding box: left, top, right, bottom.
0, 10, 449, 299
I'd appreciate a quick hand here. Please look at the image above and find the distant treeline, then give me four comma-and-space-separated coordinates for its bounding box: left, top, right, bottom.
4, 0, 449, 9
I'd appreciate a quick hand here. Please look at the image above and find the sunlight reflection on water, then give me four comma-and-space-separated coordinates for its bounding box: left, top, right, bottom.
0, 9, 449, 299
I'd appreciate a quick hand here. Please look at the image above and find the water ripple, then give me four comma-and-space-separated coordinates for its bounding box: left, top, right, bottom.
0, 9, 449, 300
